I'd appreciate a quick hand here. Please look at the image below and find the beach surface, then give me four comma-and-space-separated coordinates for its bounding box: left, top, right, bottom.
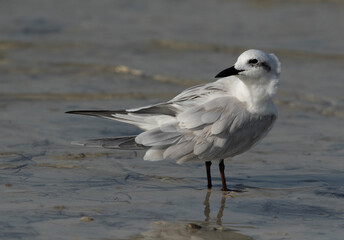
1, 1, 344, 239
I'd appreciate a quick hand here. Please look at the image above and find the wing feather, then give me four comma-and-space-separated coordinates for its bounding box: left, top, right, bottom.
143, 147, 165, 161
193, 141, 213, 156
66, 103, 179, 130
163, 141, 194, 160
135, 129, 181, 146
201, 108, 222, 124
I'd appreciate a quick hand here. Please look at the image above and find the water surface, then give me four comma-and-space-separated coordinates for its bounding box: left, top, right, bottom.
1, 0, 344, 239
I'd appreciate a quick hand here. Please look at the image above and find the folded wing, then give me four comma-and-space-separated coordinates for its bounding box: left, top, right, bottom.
67, 82, 276, 163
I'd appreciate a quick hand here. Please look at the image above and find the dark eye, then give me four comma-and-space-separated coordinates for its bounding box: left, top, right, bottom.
248, 59, 258, 64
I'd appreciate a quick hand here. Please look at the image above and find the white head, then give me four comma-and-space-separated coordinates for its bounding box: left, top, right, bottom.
216, 49, 281, 110
216, 49, 281, 81
234, 49, 281, 80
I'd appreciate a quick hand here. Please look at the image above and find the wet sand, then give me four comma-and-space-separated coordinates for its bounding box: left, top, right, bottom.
1, 0, 344, 239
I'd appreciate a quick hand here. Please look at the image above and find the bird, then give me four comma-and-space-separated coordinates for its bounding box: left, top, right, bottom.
66, 49, 281, 191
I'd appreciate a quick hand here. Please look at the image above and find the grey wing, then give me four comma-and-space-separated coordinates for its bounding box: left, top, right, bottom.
137, 96, 276, 163
66, 82, 224, 130
65, 84, 211, 120
66, 103, 179, 130
67, 81, 275, 162
168, 82, 225, 106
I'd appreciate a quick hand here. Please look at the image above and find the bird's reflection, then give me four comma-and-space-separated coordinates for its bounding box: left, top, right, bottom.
124, 190, 252, 240
201, 190, 227, 229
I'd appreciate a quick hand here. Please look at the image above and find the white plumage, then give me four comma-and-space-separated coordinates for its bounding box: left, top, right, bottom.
67, 49, 281, 191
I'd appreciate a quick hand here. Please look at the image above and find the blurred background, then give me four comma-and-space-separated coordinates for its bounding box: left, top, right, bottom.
1, 1, 343, 239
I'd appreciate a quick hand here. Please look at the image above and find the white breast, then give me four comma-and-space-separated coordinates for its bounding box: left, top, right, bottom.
221, 77, 278, 116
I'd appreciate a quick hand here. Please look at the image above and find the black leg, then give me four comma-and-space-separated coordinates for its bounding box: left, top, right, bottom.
219, 159, 228, 191
205, 161, 212, 189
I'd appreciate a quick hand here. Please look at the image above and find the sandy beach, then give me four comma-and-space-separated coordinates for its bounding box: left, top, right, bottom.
1, 0, 344, 239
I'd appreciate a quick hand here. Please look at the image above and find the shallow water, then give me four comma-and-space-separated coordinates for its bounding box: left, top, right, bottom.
1, 0, 344, 239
